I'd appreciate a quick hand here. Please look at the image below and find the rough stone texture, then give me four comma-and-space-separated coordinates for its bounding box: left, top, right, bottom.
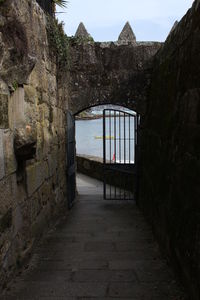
118, 21, 136, 44
2, 174, 185, 300
0, 94, 9, 128
0, 0, 69, 290
69, 41, 161, 115
139, 1, 200, 299
3, 131, 17, 176
0, 13, 36, 86
8, 87, 25, 129
0, 129, 5, 179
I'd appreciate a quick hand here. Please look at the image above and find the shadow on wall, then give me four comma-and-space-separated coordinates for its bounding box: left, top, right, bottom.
139, 1, 200, 299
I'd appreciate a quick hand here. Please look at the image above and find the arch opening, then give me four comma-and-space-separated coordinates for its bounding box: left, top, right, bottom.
74, 104, 139, 201
74, 102, 138, 117
75, 104, 137, 159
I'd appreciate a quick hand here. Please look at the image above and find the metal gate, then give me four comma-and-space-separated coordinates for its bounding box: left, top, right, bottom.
103, 109, 139, 200
66, 111, 76, 209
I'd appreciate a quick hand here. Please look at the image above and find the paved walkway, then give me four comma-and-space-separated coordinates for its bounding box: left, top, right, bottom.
3, 174, 185, 299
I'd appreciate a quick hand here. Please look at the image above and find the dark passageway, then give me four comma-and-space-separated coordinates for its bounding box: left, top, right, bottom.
3, 174, 185, 299
0, 1, 199, 299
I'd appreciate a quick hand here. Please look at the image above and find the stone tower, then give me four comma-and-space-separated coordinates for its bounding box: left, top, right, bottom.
118, 21, 136, 44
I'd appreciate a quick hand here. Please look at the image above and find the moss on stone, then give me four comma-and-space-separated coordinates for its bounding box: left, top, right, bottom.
47, 17, 70, 69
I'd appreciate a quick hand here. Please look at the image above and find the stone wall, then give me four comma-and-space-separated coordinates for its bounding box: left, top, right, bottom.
139, 1, 200, 299
77, 155, 136, 193
77, 155, 104, 182
0, 0, 69, 289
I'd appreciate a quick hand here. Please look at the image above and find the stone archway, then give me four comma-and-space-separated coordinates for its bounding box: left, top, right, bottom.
68, 25, 162, 115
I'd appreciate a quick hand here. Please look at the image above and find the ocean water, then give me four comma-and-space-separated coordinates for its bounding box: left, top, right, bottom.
76, 117, 135, 162
76, 118, 103, 158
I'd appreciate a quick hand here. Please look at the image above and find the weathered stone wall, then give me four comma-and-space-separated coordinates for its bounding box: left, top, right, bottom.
0, 0, 69, 289
69, 40, 161, 115
139, 1, 200, 299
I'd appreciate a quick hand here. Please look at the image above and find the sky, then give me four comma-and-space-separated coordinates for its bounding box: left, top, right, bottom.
57, 0, 194, 42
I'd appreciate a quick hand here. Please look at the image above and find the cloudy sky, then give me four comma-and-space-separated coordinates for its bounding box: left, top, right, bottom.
57, 0, 194, 42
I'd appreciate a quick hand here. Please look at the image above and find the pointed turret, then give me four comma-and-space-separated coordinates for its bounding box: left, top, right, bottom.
166, 21, 179, 41
75, 22, 93, 40
118, 21, 136, 44
169, 21, 178, 35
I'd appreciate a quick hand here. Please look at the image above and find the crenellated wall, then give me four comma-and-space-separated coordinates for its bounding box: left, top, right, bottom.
68, 40, 161, 115
139, 1, 200, 299
0, 0, 69, 289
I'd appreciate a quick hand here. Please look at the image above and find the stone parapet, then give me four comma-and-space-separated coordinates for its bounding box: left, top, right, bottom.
77, 155, 135, 193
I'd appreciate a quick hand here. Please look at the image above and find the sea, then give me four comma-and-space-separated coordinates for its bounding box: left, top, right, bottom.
76, 117, 135, 162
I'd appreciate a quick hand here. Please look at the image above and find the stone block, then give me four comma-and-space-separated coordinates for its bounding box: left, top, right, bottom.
24, 101, 38, 126
47, 73, 57, 100
38, 103, 50, 122
27, 60, 46, 91
0, 94, 9, 129
35, 121, 44, 159
48, 151, 58, 177
0, 175, 15, 214
26, 161, 49, 197
0, 208, 12, 233
24, 85, 37, 104
12, 204, 23, 236
43, 126, 51, 156
29, 192, 41, 223
38, 180, 52, 207
0, 80, 9, 95
53, 107, 65, 129
3, 130, 17, 175
0, 129, 5, 179
9, 87, 25, 129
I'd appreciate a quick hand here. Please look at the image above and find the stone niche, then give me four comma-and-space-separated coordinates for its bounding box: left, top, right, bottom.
14, 126, 37, 161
